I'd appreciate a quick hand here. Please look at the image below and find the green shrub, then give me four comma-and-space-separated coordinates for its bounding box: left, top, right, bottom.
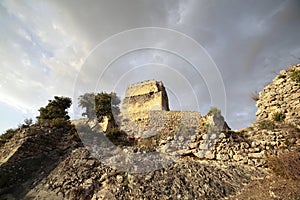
290, 70, 300, 83
37, 96, 72, 123
105, 127, 123, 140
272, 112, 286, 122
94, 92, 120, 124
105, 127, 132, 146
0, 128, 16, 140
0, 128, 17, 147
36, 96, 75, 133
258, 120, 275, 130
124, 176, 129, 186
207, 107, 221, 117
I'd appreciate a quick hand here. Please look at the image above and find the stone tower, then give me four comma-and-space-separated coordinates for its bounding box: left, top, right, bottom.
121, 80, 169, 122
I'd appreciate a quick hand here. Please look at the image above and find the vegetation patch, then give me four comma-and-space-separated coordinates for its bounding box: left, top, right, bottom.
137, 136, 158, 152
37, 96, 72, 123
207, 107, 221, 117
0, 128, 17, 147
36, 96, 76, 133
105, 127, 134, 146
258, 120, 275, 131
267, 151, 300, 180
272, 112, 286, 122
290, 70, 300, 83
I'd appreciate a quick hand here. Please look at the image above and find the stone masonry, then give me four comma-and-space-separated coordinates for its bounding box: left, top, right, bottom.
120, 80, 203, 138
120, 80, 169, 122
256, 64, 300, 128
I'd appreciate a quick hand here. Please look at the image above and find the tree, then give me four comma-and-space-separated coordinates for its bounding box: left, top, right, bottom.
24, 118, 33, 126
207, 106, 222, 118
78, 93, 96, 119
94, 92, 120, 126
78, 92, 121, 132
37, 96, 72, 123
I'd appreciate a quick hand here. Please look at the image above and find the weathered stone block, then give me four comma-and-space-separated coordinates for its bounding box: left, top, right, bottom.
121, 80, 169, 122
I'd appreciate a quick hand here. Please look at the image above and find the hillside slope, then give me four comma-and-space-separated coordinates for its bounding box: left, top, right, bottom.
0, 64, 299, 199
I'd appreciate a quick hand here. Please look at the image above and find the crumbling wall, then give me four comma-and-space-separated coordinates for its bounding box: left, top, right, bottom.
121, 80, 169, 122
256, 64, 300, 128
121, 110, 201, 138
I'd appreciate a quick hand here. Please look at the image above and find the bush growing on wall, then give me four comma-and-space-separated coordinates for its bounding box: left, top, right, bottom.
272, 112, 286, 122
290, 70, 300, 83
207, 107, 221, 117
258, 120, 275, 130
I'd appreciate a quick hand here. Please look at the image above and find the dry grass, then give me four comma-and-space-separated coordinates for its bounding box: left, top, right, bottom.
257, 120, 275, 131
267, 151, 300, 180
250, 91, 259, 101
231, 176, 300, 200
137, 137, 157, 152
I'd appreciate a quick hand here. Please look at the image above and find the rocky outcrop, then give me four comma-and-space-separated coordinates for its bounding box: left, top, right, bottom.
0, 65, 299, 199
256, 64, 300, 128
0, 124, 81, 199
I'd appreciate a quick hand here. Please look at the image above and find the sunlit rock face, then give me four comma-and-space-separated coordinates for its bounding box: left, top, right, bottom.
121, 80, 169, 122
256, 64, 300, 128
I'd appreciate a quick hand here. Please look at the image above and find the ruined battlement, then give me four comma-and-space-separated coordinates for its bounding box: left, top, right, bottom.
120, 80, 203, 138
121, 80, 169, 122
124, 80, 164, 97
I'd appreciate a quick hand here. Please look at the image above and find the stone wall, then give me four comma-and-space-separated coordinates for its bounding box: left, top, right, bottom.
256, 64, 300, 128
121, 80, 169, 122
119, 74, 299, 167
121, 110, 201, 138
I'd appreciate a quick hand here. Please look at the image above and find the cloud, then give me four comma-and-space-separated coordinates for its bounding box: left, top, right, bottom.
0, 0, 300, 131
0, 0, 89, 114
164, 0, 300, 128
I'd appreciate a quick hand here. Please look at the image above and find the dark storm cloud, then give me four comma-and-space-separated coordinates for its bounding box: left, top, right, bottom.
1, 0, 300, 132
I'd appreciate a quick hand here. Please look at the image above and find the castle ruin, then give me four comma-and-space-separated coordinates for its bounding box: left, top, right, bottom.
120, 80, 204, 138
120, 80, 170, 122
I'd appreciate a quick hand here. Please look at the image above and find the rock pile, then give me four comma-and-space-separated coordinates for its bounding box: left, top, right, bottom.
26, 148, 265, 200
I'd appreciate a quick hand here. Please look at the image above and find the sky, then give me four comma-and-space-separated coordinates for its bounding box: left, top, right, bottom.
0, 0, 300, 133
